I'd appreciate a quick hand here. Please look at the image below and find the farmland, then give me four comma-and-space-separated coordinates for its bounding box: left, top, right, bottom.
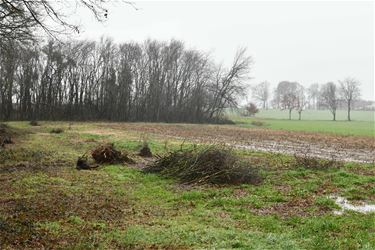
0, 121, 374, 249
0, 1, 373, 249
229, 109, 375, 137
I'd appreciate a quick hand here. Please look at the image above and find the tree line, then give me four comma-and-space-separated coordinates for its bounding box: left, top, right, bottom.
0, 38, 251, 122
250, 79, 361, 121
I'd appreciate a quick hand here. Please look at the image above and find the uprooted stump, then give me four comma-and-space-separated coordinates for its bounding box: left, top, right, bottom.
144, 146, 262, 185
76, 156, 99, 170
29, 120, 39, 126
91, 143, 135, 164
0, 136, 12, 147
50, 128, 64, 134
139, 143, 152, 157
0, 124, 14, 147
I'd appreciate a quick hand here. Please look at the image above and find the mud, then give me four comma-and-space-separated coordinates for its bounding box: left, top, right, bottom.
329, 195, 375, 214
94, 123, 375, 163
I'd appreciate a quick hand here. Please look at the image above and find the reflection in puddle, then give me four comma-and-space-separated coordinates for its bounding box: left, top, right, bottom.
329, 195, 375, 215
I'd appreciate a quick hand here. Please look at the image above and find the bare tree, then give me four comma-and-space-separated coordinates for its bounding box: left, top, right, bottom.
0, 0, 135, 43
274, 81, 300, 120
244, 102, 259, 116
339, 77, 361, 121
295, 85, 307, 120
320, 82, 338, 121
207, 48, 252, 119
307, 83, 319, 109
251, 81, 269, 109
0, 1, 37, 46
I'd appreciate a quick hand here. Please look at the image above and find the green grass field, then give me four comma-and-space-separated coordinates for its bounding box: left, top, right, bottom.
229, 109, 375, 137
0, 122, 374, 249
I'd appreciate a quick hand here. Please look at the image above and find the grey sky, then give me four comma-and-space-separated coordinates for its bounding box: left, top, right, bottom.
76, 1, 374, 101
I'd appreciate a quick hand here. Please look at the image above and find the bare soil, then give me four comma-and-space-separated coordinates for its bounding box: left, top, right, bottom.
94, 123, 375, 163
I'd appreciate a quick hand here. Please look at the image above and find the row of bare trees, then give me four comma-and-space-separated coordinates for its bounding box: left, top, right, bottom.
319, 79, 361, 121
250, 79, 361, 121
272, 81, 306, 120
0, 38, 251, 122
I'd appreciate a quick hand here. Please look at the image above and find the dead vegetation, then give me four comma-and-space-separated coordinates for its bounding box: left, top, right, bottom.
76, 156, 99, 170
0, 124, 14, 147
0, 160, 71, 174
50, 128, 64, 134
29, 120, 39, 126
91, 143, 135, 164
293, 147, 343, 170
251, 121, 265, 127
138, 134, 153, 157
144, 146, 262, 185
139, 142, 152, 157
252, 196, 328, 217
0, 135, 12, 147
293, 154, 343, 170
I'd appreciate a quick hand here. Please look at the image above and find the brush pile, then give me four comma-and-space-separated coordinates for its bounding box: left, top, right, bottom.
251, 121, 265, 127
29, 120, 39, 126
144, 146, 261, 185
0, 124, 14, 147
50, 128, 64, 134
139, 143, 152, 157
91, 143, 135, 164
293, 154, 343, 170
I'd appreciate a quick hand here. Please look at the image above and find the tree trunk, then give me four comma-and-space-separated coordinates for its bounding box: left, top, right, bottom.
347, 101, 351, 121
289, 109, 292, 120
298, 111, 301, 120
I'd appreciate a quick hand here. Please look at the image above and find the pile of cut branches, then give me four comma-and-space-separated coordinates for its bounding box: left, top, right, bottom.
144, 146, 261, 185
91, 143, 135, 164
292, 146, 343, 170
50, 128, 64, 134
293, 154, 343, 170
0, 124, 14, 147
29, 120, 39, 126
139, 142, 152, 157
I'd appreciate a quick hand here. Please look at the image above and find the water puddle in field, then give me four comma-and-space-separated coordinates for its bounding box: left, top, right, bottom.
234, 143, 372, 163
329, 195, 375, 215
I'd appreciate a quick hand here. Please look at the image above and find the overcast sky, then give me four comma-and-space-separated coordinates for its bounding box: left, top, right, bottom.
75, 1, 374, 101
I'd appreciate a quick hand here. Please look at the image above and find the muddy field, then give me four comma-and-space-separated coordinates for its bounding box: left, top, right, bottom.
91, 122, 375, 163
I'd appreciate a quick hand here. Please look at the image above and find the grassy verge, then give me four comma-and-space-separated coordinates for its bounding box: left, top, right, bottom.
0, 122, 374, 249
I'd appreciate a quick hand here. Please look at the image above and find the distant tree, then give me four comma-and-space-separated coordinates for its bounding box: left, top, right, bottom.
251, 81, 270, 109
207, 48, 252, 119
295, 85, 307, 120
339, 77, 361, 121
307, 83, 320, 109
320, 82, 338, 121
274, 81, 300, 120
245, 102, 259, 116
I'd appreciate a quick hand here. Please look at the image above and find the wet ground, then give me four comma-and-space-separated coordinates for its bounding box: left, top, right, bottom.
94, 123, 375, 163
329, 195, 375, 214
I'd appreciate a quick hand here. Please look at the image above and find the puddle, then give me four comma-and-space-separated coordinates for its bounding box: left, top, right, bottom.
329, 195, 375, 215
234, 143, 373, 163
